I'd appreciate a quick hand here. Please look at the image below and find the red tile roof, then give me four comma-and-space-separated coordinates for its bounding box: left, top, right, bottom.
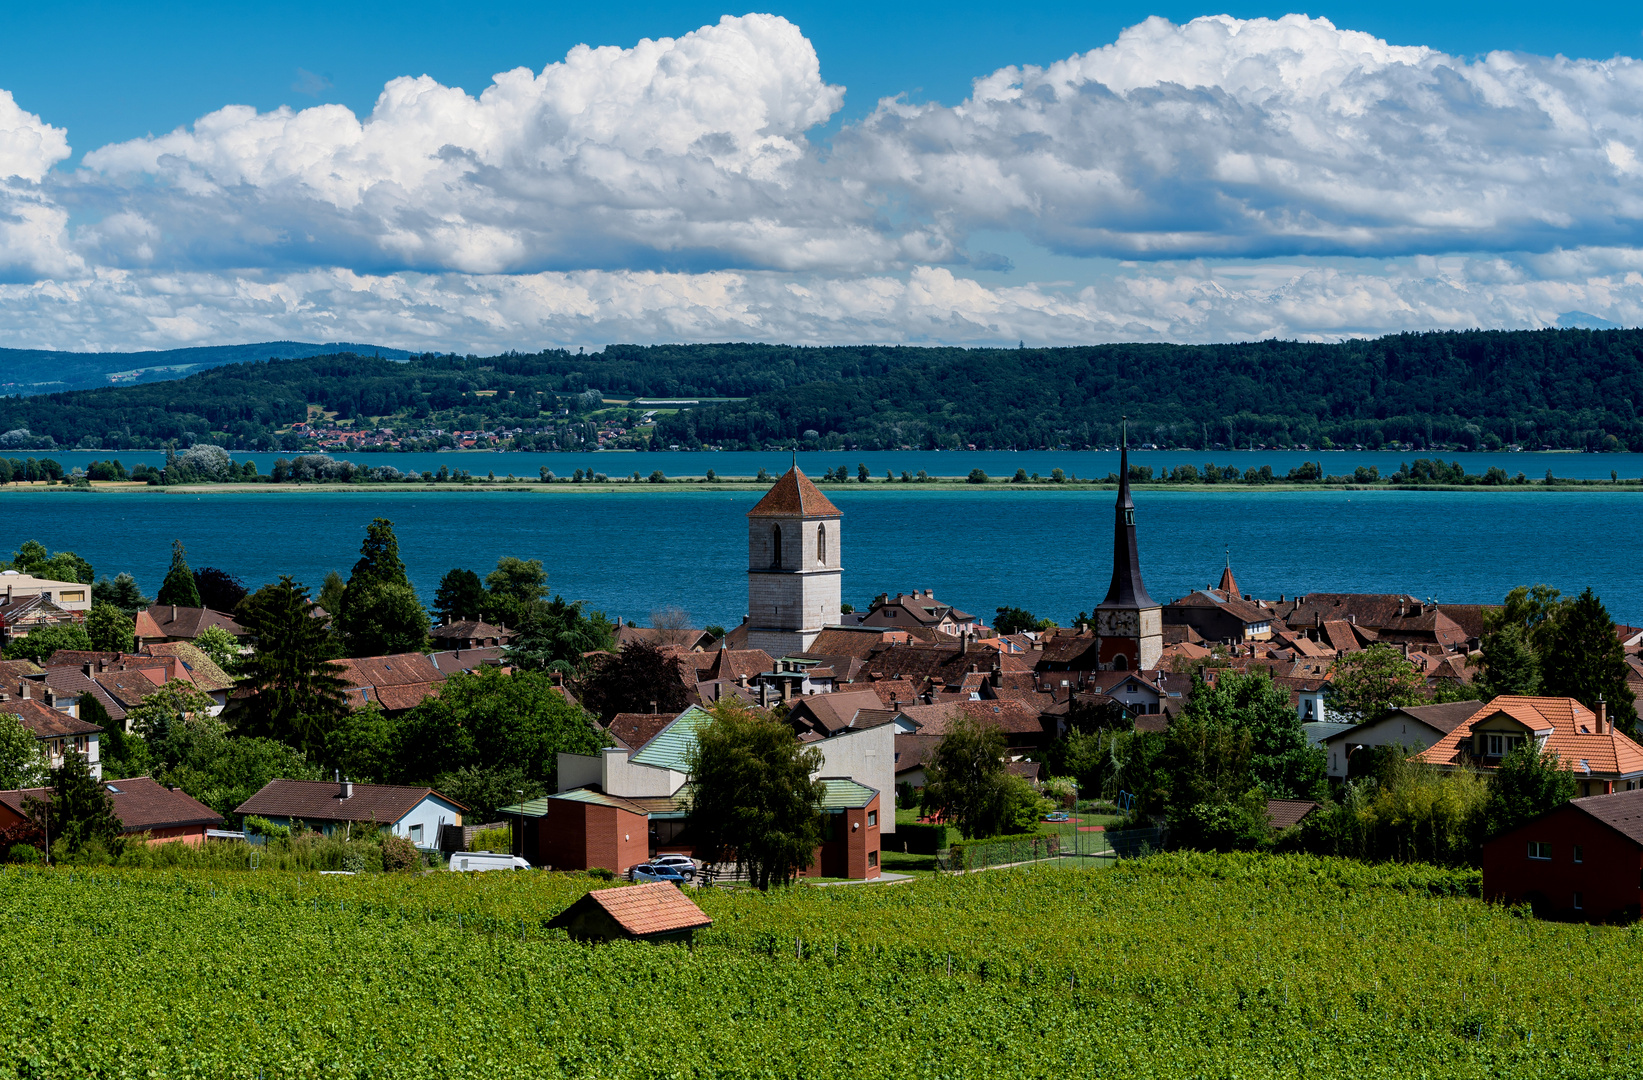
1413, 695, 1643, 778
548, 881, 712, 938
607, 712, 680, 751
1267, 799, 1320, 829
746, 467, 842, 519
0, 695, 103, 738
0, 776, 221, 833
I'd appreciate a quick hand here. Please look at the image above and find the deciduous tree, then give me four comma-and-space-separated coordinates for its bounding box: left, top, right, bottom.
2, 623, 93, 662
85, 602, 134, 653
1327, 644, 1425, 723
575, 640, 688, 720
686, 699, 825, 889
0, 712, 46, 790
192, 566, 247, 612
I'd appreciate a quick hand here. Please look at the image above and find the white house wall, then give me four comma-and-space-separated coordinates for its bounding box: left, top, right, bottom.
814, 724, 896, 832
393, 794, 467, 850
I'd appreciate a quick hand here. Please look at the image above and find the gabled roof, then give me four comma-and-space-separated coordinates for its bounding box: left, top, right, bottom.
1267, 799, 1319, 829
549, 787, 653, 815
746, 467, 842, 519
787, 690, 887, 735
1413, 695, 1643, 777
628, 706, 715, 773
0, 695, 103, 738
546, 881, 712, 938
234, 779, 466, 823
429, 620, 513, 642
1323, 700, 1486, 745
0, 776, 221, 833
142, 642, 235, 693
607, 712, 680, 752
1565, 789, 1643, 846
142, 605, 245, 639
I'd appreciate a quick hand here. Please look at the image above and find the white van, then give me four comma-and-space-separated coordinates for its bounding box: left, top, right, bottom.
449, 851, 531, 872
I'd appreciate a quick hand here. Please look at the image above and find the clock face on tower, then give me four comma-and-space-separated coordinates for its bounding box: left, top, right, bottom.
1096, 609, 1139, 637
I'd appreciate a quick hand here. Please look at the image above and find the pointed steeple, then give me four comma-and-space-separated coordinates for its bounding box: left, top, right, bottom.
1099, 418, 1155, 610
1218, 548, 1239, 598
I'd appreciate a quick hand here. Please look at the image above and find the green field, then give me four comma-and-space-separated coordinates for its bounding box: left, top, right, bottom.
2, 853, 1635, 1078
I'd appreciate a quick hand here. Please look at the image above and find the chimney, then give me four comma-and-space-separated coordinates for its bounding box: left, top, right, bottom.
337, 771, 352, 799
781, 680, 792, 703
738, 673, 748, 688
42, 688, 55, 708
170, 605, 177, 622
650, 700, 658, 714
1398, 599, 1405, 617
961, 634, 970, 655
19, 683, 30, 700
1599, 696, 1608, 735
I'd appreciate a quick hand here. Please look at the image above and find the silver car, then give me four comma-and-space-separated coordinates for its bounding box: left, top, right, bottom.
650, 854, 697, 880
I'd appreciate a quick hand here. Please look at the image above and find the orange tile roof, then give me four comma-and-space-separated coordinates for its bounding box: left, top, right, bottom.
746, 467, 842, 519
556, 882, 713, 938
1412, 695, 1643, 778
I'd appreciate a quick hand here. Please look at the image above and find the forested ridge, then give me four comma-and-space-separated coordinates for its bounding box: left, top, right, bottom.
3, 328, 1642, 452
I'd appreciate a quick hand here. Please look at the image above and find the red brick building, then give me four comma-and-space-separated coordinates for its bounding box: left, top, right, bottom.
530, 788, 651, 872
1482, 790, 1643, 922
801, 779, 882, 880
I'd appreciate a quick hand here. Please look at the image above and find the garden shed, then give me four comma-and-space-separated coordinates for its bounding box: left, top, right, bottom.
547, 882, 712, 945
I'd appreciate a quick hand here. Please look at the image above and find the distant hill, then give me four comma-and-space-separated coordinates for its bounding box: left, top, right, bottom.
1, 328, 1642, 454
0, 341, 412, 395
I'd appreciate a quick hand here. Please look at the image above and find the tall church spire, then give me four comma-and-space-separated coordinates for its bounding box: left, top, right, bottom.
1100, 418, 1155, 610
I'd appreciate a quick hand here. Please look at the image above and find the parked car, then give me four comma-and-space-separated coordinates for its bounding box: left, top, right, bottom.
1042, 811, 1071, 822
630, 863, 689, 885
651, 854, 697, 879
449, 851, 531, 872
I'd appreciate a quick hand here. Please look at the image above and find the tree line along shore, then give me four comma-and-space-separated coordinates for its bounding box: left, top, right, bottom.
3, 450, 1643, 492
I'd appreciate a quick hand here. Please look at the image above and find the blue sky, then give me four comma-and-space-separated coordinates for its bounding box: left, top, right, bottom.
7, 2, 1641, 155
1, 3, 1642, 350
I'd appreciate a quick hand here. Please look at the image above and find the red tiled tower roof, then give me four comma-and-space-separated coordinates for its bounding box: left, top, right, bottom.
746, 467, 841, 519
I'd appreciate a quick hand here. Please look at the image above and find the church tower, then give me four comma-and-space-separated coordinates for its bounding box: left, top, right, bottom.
745, 464, 842, 656
1095, 425, 1163, 671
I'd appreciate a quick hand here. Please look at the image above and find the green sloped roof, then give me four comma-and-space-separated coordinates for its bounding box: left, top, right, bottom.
817, 777, 878, 810
496, 796, 555, 819
629, 705, 714, 773
548, 788, 651, 815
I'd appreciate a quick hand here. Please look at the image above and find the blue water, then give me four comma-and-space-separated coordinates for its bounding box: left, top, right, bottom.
35, 448, 1643, 482
3, 488, 1641, 627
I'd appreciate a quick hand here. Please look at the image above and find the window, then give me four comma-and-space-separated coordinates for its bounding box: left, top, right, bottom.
1528, 841, 1552, 860
60, 591, 84, 604
1573, 845, 1583, 864
1573, 892, 1584, 911
1113, 655, 1128, 671
408, 823, 423, 844
817, 524, 826, 564
868, 851, 878, 867
867, 810, 877, 827
1488, 734, 1504, 757
771, 524, 783, 568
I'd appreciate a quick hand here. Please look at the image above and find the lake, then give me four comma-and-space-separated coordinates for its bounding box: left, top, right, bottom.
2, 487, 1640, 627
36, 447, 1643, 482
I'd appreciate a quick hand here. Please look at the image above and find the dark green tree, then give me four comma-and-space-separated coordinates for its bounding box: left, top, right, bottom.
316, 570, 348, 620
391, 667, 606, 787
575, 640, 689, 721
192, 567, 247, 612
1482, 744, 1578, 840
1326, 644, 1426, 723
337, 580, 429, 657
25, 750, 123, 859
431, 764, 546, 824
1477, 622, 1541, 697
686, 699, 826, 889
1188, 670, 1325, 800
84, 602, 135, 653
432, 568, 487, 624
6, 540, 93, 584
505, 596, 616, 673
920, 716, 1016, 839
3, 623, 93, 662
482, 556, 548, 627
347, 518, 410, 593
1540, 587, 1637, 735
156, 540, 202, 607
993, 607, 1056, 635
320, 704, 398, 784
92, 572, 151, 617
236, 577, 348, 752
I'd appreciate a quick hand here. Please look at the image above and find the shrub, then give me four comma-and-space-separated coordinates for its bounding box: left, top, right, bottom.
382, 834, 421, 872
471, 826, 512, 852
6, 843, 42, 864
967, 469, 989, 484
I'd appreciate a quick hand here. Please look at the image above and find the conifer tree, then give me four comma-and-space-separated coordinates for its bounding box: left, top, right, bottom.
156, 540, 202, 607
237, 576, 347, 751
1541, 588, 1637, 735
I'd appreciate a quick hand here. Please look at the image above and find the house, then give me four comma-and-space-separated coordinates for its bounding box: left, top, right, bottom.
0, 569, 91, 612
606, 711, 680, 751
0, 682, 102, 777
546, 881, 713, 944
428, 620, 515, 650
787, 690, 904, 738
1482, 789, 1643, 921
1322, 701, 1489, 779
139, 605, 246, 644
0, 594, 84, 645
1412, 696, 1643, 797
860, 591, 980, 637
1278, 594, 1468, 652
614, 623, 717, 652
1163, 589, 1275, 644
0, 776, 221, 844
234, 777, 467, 850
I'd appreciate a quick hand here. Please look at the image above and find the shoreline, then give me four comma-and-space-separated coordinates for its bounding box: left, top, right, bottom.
5, 480, 1643, 495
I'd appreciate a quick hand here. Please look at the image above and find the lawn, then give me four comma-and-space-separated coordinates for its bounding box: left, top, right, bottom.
1, 853, 1632, 1078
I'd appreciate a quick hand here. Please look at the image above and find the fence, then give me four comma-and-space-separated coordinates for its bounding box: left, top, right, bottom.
936, 834, 1060, 872
1103, 827, 1165, 859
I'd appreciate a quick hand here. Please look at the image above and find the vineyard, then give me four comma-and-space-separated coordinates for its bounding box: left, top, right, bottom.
1, 852, 1636, 1078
